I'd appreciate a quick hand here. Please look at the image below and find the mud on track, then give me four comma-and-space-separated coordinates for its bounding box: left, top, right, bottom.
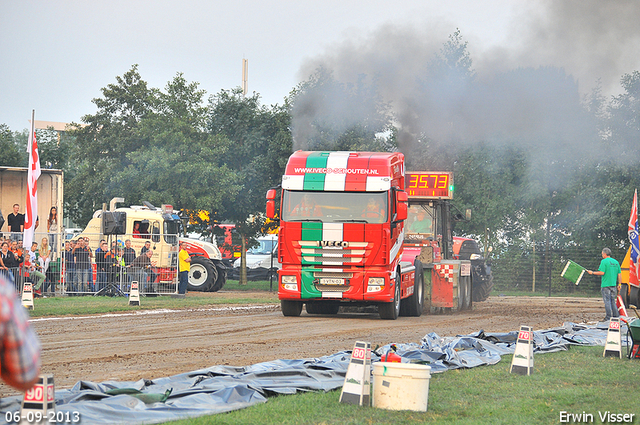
0, 293, 604, 397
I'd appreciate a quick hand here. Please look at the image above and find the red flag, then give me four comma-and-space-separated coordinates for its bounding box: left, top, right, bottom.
24, 124, 41, 250
628, 189, 639, 288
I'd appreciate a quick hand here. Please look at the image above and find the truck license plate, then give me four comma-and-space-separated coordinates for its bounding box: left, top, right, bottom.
319, 278, 345, 285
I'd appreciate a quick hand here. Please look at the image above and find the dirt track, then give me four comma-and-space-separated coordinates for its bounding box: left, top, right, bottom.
0, 293, 605, 397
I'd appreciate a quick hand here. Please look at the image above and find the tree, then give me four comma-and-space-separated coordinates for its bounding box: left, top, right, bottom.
453, 144, 527, 249
115, 74, 240, 212
208, 89, 292, 284
608, 70, 640, 163
67, 65, 157, 224
37, 127, 74, 170
67, 66, 240, 227
0, 124, 24, 166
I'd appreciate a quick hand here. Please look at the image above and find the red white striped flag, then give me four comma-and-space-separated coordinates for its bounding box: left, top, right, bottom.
24, 113, 41, 250
628, 189, 639, 288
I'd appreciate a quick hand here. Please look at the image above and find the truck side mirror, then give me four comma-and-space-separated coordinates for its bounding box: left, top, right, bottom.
266, 189, 277, 219
396, 191, 408, 221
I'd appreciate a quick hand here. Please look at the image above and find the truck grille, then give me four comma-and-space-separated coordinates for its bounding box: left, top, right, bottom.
315, 283, 351, 292
297, 241, 370, 266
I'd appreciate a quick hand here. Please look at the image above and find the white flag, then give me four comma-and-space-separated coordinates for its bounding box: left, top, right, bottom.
24, 121, 41, 250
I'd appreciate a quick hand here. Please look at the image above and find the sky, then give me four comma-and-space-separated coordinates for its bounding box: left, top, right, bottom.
1, 0, 639, 133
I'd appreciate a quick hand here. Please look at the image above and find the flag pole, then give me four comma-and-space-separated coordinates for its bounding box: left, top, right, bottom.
24, 109, 40, 251
28, 109, 34, 152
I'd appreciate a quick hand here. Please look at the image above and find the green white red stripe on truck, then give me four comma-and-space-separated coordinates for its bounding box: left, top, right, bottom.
282, 151, 403, 191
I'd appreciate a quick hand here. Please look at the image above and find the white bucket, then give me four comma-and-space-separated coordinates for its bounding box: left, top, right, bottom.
372, 362, 431, 411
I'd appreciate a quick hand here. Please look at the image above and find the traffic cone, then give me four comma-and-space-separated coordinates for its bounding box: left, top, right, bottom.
339, 341, 371, 406
21, 282, 34, 310
603, 318, 622, 358
20, 374, 55, 425
129, 281, 140, 306
509, 325, 534, 375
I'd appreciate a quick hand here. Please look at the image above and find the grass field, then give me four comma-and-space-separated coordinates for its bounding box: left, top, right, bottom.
223, 279, 277, 292
165, 345, 639, 425
26, 279, 278, 318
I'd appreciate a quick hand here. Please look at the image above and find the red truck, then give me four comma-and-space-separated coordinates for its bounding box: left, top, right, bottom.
266, 151, 421, 319
266, 153, 494, 319
401, 171, 493, 312
214, 224, 242, 267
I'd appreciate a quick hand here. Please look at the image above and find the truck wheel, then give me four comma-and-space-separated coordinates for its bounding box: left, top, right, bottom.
209, 266, 227, 292
379, 276, 401, 320
267, 269, 279, 282
457, 277, 466, 310
322, 303, 340, 315
306, 302, 320, 314
472, 272, 494, 302
401, 261, 424, 317
188, 256, 217, 292
281, 300, 303, 317
462, 276, 472, 310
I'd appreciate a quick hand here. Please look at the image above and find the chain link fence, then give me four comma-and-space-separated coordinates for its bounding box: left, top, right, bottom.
489, 244, 627, 295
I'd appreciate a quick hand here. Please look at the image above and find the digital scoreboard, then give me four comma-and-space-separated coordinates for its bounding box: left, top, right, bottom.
404, 172, 453, 199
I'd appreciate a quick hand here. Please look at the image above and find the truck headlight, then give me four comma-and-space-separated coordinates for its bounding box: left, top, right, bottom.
470, 254, 482, 260
282, 275, 298, 291
367, 277, 385, 292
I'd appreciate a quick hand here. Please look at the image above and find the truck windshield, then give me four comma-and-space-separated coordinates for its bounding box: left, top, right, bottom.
248, 239, 277, 255
164, 217, 180, 244
406, 204, 435, 239
282, 190, 388, 224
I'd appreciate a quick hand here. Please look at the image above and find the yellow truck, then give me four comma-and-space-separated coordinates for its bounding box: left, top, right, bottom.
79, 198, 227, 292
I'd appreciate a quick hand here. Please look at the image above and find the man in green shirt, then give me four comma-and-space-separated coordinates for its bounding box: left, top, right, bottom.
587, 248, 621, 321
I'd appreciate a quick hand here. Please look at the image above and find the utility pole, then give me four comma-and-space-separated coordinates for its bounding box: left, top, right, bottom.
242, 59, 248, 96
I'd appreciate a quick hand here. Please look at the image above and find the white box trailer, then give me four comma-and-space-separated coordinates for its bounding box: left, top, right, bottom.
0, 166, 64, 250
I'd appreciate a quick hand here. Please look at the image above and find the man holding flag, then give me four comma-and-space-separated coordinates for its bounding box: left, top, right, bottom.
23, 111, 41, 252
627, 189, 640, 308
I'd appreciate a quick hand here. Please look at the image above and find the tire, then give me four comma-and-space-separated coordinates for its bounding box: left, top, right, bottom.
267, 268, 279, 282
379, 273, 401, 320
209, 265, 227, 292
462, 276, 472, 310
401, 261, 424, 317
457, 275, 466, 310
306, 302, 319, 314
472, 269, 494, 302
281, 300, 303, 317
188, 256, 217, 292
306, 302, 340, 315
322, 303, 340, 314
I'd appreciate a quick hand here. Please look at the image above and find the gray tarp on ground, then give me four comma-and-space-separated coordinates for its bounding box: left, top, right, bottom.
0, 322, 625, 425
377, 321, 620, 373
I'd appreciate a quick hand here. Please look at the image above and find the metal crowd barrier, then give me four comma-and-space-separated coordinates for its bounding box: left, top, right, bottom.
3, 231, 178, 297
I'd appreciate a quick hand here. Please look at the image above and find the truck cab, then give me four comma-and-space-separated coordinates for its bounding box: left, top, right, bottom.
267, 151, 420, 320
78, 199, 227, 292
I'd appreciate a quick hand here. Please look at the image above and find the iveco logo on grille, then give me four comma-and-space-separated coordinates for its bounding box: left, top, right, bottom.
320, 241, 348, 247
